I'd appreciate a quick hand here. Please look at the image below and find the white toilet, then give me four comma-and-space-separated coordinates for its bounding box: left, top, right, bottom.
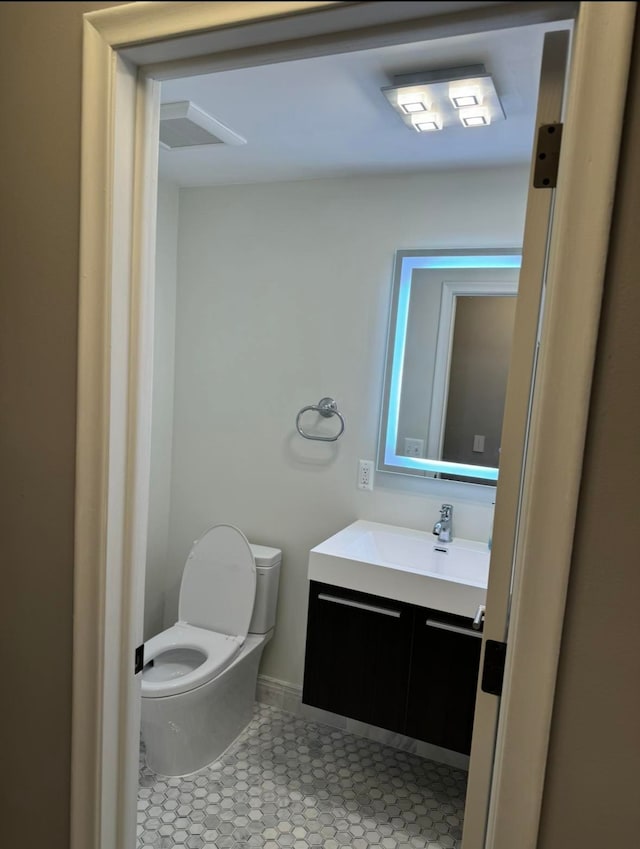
140, 523, 281, 776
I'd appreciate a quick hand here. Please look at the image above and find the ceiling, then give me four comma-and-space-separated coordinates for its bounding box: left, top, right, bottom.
158, 19, 571, 188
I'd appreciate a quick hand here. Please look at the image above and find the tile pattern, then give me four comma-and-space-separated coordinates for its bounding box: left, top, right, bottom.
256, 676, 469, 772
138, 704, 467, 849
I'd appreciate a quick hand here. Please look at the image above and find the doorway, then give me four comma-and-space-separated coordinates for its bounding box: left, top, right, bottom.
140, 21, 558, 849
71, 4, 636, 848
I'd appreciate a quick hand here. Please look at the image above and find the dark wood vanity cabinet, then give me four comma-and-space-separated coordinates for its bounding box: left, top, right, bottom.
405, 611, 482, 754
302, 581, 413, 734
302, 581, 482, 755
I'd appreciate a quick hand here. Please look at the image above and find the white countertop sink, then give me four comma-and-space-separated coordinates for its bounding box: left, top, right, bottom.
308, 520, 490, 618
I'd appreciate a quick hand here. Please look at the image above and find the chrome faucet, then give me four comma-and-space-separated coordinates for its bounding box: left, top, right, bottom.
433, 504, 454, 543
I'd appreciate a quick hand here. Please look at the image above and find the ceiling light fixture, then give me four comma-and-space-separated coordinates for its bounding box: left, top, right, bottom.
382, 65, 504, 133
397, 91, 430, 114
411, 112, 443, 132
460, 106, 491, 127
449, 84, 482, 109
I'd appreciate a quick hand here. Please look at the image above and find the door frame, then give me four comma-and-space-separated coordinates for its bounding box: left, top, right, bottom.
72, 3, 636, 849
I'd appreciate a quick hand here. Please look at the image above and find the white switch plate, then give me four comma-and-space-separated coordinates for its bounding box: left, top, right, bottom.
472, 434, 485, 453
404, 437, 425, 457
358, 459, 374, 490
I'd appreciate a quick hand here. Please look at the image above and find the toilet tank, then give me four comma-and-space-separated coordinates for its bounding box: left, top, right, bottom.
248, 544, 281, 634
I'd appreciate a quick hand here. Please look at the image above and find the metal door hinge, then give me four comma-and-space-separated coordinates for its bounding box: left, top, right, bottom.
533, 123, 563, 188
134, 643, 145, 674
481, 639, 507, 696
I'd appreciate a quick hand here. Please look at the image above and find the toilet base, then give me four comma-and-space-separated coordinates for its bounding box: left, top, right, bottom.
141, 632, 269, 776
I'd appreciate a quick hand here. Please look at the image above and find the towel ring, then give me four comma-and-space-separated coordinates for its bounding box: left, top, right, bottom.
296, 397, 345, 442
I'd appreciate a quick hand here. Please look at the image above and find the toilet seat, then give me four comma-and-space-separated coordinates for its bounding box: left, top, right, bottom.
179, 523, 256, 637
142, 623, 244, 698
141, 524, 257, 699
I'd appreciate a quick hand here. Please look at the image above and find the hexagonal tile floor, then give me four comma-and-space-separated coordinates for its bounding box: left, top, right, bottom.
138, 704, 466, 849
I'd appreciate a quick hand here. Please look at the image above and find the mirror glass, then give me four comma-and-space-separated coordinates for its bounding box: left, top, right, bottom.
377, 249, 521, 484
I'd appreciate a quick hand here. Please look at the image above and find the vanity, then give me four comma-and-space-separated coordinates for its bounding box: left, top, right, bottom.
301, 248, 515, 756
302, 520, 489, 755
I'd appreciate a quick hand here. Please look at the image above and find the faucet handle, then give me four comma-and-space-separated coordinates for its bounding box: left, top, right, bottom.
441, 503, 453, 518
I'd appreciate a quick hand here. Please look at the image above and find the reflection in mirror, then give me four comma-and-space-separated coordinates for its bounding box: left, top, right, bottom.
377, 249, 521, 484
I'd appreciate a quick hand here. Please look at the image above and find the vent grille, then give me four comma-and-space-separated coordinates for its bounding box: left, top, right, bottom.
159, 118, 224, 149
159, 101, 246, 150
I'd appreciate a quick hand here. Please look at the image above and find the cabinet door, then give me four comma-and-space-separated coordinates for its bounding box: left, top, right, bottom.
302, 581, 413, 733
406, 612, 482, 755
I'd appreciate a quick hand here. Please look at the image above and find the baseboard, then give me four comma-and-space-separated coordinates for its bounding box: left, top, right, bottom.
255, 674, 469, 771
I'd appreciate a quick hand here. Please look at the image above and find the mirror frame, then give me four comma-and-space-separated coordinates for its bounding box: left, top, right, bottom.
377, 247, 522, 483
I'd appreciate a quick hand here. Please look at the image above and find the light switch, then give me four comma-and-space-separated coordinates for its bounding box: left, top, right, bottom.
473, 434, 485, 453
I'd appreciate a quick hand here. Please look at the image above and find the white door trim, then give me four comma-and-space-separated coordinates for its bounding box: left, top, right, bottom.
73, 3, 636, 849
463, 30, 571, 849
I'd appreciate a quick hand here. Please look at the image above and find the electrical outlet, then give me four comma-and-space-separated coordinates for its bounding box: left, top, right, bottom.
404, 437, 425, 457
358, 459, 374, 491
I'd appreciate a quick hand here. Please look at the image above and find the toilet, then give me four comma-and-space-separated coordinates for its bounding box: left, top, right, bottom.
140, 523, 281, 776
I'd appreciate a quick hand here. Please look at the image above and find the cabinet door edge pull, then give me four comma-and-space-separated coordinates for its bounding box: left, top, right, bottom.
318, 593, 401, 618
425, 619, 482, 638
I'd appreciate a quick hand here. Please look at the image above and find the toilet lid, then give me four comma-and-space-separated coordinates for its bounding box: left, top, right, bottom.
179, 524, 256, 638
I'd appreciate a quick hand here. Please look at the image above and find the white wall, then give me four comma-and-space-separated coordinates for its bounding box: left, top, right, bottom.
144, 180, 179, 639
164, 166, 529, 686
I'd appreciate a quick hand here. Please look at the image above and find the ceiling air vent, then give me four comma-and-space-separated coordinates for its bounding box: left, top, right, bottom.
159, 101, 246, 150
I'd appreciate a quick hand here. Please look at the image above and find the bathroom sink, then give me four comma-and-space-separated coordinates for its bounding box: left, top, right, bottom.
308, 520, 489, 617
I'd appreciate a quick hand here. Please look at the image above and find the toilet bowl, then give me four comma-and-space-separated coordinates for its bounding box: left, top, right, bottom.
140, 523, 281, 776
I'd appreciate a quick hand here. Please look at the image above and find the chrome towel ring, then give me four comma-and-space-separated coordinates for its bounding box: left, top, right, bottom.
296, 397, 345, 442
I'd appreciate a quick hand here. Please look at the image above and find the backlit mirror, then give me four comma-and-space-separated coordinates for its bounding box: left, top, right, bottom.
377, 249, 521, 484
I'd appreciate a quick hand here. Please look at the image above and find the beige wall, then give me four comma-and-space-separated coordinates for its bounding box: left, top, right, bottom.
0, 4, 638, 849
537, 12, 640, 847
0, 3, 125, 847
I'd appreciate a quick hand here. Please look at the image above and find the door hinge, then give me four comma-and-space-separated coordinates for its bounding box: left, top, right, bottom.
134, 643, 145, 675
533, 123, 563, 188
481, 639, 507, 696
